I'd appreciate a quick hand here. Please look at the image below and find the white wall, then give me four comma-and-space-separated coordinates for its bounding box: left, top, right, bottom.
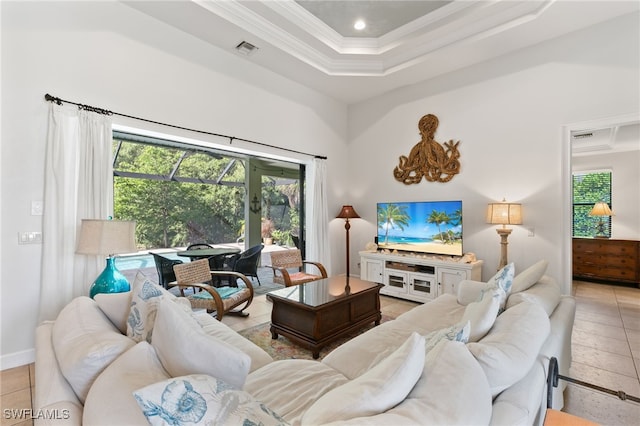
0, 1, 348, 368
573, 150, 640, 239
347, 12, 639, 287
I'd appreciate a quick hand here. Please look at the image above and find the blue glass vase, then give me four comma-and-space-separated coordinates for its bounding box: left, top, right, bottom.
89, 257, 131, 299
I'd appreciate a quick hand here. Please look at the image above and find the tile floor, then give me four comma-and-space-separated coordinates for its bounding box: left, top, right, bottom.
1, 281, 639, 425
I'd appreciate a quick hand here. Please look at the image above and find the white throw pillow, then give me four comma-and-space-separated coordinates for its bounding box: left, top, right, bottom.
133, 374, 288, 426
151, 298, 251, 390
94, 291, 132, 334
460, 287, 501, 342
423, 321, 471, 353
511, 260, 548, 293
301, 332, 425, 425
127, 271, 187, 343
467, 301, 550, 397
51, 296, 135, 403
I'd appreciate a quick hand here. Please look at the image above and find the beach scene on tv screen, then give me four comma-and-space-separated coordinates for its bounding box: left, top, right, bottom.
377, 201, 463, 256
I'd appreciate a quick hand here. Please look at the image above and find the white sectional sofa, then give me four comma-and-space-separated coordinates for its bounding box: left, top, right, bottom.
34, 260, 575, 425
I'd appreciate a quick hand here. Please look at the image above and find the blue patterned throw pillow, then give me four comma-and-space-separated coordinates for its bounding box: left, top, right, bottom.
133, 374, 289, 426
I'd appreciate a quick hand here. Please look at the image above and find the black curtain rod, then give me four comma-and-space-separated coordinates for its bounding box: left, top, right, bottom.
44, 94, 327, 160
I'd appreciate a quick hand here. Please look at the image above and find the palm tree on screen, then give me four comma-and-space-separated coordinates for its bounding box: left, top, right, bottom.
427, 210, 451, 243
377, 204, 410, 244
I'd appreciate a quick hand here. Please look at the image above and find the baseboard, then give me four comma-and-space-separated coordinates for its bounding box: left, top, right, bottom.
1, 348, 35, 370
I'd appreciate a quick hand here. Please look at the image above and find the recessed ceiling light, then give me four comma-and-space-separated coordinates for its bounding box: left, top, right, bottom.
354, 19, 366, 31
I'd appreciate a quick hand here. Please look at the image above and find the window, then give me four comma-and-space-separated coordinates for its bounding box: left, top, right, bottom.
112, 131, 303, 250
572, 170, 612, 238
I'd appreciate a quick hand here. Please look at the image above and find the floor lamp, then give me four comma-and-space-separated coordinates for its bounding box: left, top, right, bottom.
77, 219, 137, 298
486, 199, 522, 270
336, 205, 360, 280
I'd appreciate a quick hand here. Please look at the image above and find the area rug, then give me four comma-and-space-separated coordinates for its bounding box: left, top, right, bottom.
238, 315, 395, 361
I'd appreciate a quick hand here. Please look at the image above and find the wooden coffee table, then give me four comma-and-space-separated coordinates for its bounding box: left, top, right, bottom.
267, 276, 383, 359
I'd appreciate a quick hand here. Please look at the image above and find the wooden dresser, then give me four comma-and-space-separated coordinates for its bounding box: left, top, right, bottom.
573, 238, 640, 286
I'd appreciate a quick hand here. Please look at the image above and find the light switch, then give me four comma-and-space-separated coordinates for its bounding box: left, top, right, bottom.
18, 231, 43, 244
31, 201, 43, 216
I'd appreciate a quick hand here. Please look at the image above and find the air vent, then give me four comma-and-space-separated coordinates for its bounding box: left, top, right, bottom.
235, 41, 258, 56
573, 132, 593, 139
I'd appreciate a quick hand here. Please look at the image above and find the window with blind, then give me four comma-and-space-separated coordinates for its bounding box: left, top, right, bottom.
572, 170, 612, 238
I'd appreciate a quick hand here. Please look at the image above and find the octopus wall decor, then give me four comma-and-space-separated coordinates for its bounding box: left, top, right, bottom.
393, 114, 461, 184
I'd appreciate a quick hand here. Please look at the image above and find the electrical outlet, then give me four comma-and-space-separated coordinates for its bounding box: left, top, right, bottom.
527, 227, 535, 237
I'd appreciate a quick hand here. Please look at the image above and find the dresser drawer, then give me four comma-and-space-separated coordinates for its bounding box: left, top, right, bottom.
573, 238, 640, 285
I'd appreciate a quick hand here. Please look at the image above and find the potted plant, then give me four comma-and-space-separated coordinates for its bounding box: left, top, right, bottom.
261, 218, 274, 245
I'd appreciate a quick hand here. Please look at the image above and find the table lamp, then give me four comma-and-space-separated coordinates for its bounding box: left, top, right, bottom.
486, 199, 522, 270
336, 205, 360, 280
77, 219, 137, 298
589, 201, 614, 238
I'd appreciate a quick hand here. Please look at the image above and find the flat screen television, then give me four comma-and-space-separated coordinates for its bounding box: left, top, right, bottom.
377, 200, 463, 256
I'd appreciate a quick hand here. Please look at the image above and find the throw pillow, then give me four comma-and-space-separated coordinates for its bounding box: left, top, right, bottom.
486, 262, 515, 311
151, 298, 251, 390
51, 296, 135, 403
423, 321, 471, 353
133, 374, 289, 426
126, 271, 186, 343
94, 290, 132, 334
460, 287, 501, 342
511, 260, 548, 293
301, 332, 425, 425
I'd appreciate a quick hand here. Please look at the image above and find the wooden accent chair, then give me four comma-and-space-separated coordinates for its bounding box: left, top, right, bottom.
172, 259, 254, 320
267, 249, 328, 287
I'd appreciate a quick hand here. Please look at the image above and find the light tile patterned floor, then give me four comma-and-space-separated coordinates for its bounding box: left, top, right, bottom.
2, 281, 639, 425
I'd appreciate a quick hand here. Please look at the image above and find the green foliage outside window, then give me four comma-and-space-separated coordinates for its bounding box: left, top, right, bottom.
112, 137, 300, 250
572, 171, 612, 238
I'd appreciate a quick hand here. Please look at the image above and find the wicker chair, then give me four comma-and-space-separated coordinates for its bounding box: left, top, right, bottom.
267, 249, 328, 287
151, 252, 184, 289
172, 259, 254, 320
225, 244, 264, 286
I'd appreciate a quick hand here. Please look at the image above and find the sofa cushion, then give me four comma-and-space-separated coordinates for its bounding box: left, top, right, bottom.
126, 271, 190, 343
51, 296, 135, 404
467, 301, 550, 397
456, 279, 487, 305
133, 374, 288, 426
244, 360, 348, 424
94, 290, 132, 334
506, 275, 561, 316
83, 341, 170, 426
511, 260, 548, 293
193, 312, 273, 372
460, 286, 501, 342
151, 298, 251, 390
319, 341, 492, 426
301, 332, 425, 425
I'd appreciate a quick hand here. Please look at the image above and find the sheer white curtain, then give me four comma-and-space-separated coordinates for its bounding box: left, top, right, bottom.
38, 104, 114, 322
305, 158, 331, 274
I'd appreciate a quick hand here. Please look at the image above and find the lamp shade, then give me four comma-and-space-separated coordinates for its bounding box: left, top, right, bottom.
336, 205, 360, 219
486, 202, 522, 225
589, 201, 614, 217
77, 219, 137, 256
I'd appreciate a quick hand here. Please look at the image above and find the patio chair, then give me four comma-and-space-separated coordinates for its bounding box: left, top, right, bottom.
267, 249, 328, 287
151, 252, 184, 289
173, 259, 254, 320
225, 244, 264, 286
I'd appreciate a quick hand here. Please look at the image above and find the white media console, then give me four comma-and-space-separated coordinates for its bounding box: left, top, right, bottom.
360, 251, 483, 303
